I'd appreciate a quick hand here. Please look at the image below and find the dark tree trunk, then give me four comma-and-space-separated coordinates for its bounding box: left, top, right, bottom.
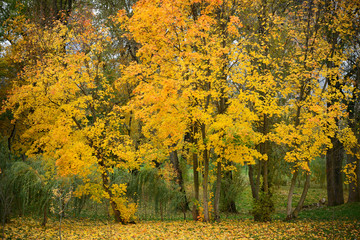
41, 202, 48, 226
261, 115, 269, 194
7, 123, 16, 161
214, 160, 222, 222
170, 150, 189, 218
324, 25, 344, 207
249, 165, 259, 200
326, 137, 344, 206
192, 153, 200, 221
202, 124, 210, 222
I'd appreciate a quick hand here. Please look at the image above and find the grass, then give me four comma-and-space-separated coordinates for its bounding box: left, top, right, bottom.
299, 202, 360, 221
72, 183, 355, 222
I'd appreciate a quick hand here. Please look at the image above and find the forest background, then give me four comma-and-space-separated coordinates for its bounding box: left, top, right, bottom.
0, 0, 360, 238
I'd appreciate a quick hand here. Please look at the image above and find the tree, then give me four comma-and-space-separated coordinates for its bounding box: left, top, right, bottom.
3, 7, 139, 223
236, 0, 291, 221
339, 0, 360, 203
322, 0, 360, 205
272, 0, 356, 218
120, 0, 265, 222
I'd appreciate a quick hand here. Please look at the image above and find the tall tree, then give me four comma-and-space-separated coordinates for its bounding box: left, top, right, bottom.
120, 0, 264, 222
270, 0, 351, 219
237, 0, 291, 221
322, 0, 360, 207
339, 0, 360, 203
3, 7, 139, 223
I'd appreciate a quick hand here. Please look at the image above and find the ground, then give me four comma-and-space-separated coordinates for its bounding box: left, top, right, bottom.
2, 185, 360, 239
2, 215, 359, 239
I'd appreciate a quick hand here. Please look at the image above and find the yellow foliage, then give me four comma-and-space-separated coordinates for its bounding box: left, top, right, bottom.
3, 13, 141, 221
343, 162, 357, 186
113, 197, 138, 224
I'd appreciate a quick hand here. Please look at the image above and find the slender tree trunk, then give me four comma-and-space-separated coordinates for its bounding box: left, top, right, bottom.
101, 170, 122, 223
160, 201, 163, 221
170, 150, 189, 218
42, 202, 48, 226
214, 160, 222, 222
202, 147, 210, 222
286, 169, 298, 220
262, 114, 269, 194
256, 161, 261, 196
58, 195, 63, 240
249, 165, 259, 200
292, 170, 311, 218
7, 123, 16, 161
192, 153, 200, 220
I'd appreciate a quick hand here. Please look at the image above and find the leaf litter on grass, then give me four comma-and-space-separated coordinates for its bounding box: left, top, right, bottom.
3, 217, 359, 239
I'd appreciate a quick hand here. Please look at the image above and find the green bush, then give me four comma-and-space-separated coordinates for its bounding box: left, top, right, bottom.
252, 192, 275, 222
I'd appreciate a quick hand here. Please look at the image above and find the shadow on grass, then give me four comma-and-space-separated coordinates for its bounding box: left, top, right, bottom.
298, 202, 360, 221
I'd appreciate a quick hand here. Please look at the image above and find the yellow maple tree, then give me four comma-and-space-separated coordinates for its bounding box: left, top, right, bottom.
118, 0, 266, 222
3, 8, 139, 223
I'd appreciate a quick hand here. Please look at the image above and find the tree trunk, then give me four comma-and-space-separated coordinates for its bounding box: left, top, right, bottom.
249, 165, 259, 200
334, 144, 344, 205
292, 170, 311, 218
192, 153, 200, 220
326, 137, 344, 206
256, 161, 261, 196
160, 201, 164, 221
326, 149, 335, 205
346, 65, 360, 203
261, 114, 269, 194
41, 202, 48, 226
101, 170, 123, 223
109, 198, 122, 223
170, 150, 189, 218
286, 169, 298, 220
202, 147, 210, 222
214, 160, 222, 222
7, 123, 16, 161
